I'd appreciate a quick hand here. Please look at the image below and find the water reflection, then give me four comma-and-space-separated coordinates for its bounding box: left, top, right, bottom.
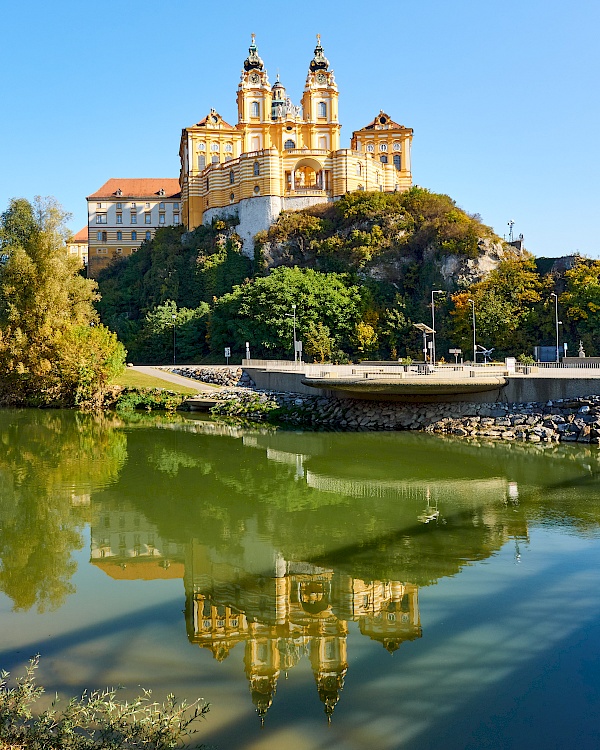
3, 409, 600, 735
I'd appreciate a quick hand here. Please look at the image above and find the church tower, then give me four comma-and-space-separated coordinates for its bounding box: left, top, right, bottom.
301, 36, 340, 152
237, 35, 272, 152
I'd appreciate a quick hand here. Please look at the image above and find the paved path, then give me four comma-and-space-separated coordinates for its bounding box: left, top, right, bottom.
131, 366, 220, 393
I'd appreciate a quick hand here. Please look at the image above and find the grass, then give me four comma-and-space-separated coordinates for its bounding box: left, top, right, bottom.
112, 368, 201, 396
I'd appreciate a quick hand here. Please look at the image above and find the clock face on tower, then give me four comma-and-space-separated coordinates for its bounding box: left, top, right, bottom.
249, 72, 260, 84
316, 72, 327, 84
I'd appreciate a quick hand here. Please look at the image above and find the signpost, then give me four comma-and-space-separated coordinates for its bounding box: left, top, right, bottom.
224, 347, 231, 365
295, 340, 303, 362
449, 348, 462, 364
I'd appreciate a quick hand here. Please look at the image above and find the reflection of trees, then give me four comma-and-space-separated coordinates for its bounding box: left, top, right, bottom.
0, 410, 127, 611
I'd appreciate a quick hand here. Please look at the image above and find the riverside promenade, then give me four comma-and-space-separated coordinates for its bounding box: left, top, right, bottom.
241, 360, 600, 403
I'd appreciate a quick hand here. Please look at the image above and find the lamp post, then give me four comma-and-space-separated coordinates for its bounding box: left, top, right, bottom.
172, 313, 176, 365
550, 292, 559, 363
431, 290, 443, 365
292, 303, 297, 363
468, 299, 476, 363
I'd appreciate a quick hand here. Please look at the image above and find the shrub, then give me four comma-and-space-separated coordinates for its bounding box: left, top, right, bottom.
0, 656, 209, 749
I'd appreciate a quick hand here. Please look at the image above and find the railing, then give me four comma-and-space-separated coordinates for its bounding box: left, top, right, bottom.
286, 188, 331, 196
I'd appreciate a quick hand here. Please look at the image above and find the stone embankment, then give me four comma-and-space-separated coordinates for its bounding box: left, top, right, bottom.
168, 366, 255, 388
208, 389, 600, 444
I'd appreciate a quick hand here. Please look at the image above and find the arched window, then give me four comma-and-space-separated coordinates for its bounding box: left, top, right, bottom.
210, 142, 219, 151
101, 231, 107, 242
366, 143, 374, 153
229, 171, 235, 184
393, 154, 401, 170
131, 231, 137, 241
224, 143, 233, 153
284, 139, 295, 150
253, 161, 260, 176
380, 143, 388, 152
380, 154, 388, 164
117, 230, 122, 241
318, 101, 327, 118
251, 101, 260, 118
145, 231, 151, 241
356, 163, 362, 176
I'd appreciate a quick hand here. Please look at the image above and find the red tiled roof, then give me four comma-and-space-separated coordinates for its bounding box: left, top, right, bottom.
71, 226, 88, 242
87, 178, 180, 200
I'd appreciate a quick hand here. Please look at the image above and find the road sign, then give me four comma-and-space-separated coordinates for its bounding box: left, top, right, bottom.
224, 347, 231, 357
449, 348, 462, 354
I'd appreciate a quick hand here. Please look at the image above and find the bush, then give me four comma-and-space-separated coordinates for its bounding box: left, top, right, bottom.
0, 656, 209, 749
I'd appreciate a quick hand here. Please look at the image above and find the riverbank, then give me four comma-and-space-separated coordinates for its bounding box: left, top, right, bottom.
201, 387, 600, 444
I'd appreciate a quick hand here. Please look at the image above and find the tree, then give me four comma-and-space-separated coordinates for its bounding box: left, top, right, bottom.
208, 267, 363, 359
561, 257, 600, 355
450, 256, 542, 357
305, 322, 333, 362
0, 197, 125, 406
134, 300, 210, 363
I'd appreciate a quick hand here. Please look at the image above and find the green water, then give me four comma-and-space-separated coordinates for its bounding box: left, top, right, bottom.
2, 409, 600, 749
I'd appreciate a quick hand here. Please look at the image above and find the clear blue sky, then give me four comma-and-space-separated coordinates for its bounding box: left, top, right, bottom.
1, 0, 598, 257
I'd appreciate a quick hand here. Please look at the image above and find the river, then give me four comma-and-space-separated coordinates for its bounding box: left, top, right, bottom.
1, 409, 600, 749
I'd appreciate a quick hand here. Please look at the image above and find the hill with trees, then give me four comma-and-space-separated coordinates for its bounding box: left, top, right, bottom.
94, 188, 598, 363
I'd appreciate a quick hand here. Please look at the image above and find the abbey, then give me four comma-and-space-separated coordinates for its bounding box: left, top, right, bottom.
179, 35, 413, 255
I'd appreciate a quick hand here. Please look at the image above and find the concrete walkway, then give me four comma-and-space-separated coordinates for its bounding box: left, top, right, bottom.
130, 366, 220, 393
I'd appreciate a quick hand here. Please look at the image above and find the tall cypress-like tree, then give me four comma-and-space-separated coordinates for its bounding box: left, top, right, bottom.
0, 197, 125, 405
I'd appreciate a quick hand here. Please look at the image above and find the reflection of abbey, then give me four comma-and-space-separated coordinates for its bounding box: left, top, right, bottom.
90, 502, 421, 722
179, 35, 413, 253
184, 533, 421, 722
83, 35, 413, 276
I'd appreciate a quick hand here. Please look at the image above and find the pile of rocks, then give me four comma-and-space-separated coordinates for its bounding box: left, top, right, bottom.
207, 388, 600, 443
427, 397, 600, 444
169, 367, 255, 388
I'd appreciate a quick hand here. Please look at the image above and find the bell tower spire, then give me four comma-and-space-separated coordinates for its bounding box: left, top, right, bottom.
302, 35, 340, 150
237, 34, 271, 145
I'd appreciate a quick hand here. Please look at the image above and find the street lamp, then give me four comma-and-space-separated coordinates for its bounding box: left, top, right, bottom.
431, 289, 443, 365
550, 292, 559, 363
292, 303, 298, 363
468, 299, 476, 363
172, 313, 176, 365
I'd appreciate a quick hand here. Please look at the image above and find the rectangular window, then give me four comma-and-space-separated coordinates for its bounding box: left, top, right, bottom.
173, 214, 180, 225
131, 202, 136, 208
145, 213, 151, 224
96, 214, 107, 224
96, 202, 103, 208
145, 202, 150, 208
198, 155, 205, 169
159, 214, 165, 224
159, 202, 165, 209
116, 213, 122, 224
116, 248, 122, 254
173, 202, 180, 209
97, 231, 102, 241
116, 202, 122, 209
131, 213, 137, 224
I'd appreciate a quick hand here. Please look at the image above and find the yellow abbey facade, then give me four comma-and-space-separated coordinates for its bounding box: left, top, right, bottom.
179, 35, 413, 254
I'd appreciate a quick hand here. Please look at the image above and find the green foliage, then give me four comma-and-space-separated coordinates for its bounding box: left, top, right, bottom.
561, 257, 600, 355
450, 256, 543, 357
0, 197, 125, 406
134, 300, 210, 363
0, 656, 209, 749
209, 266, 363, 359
96, 225, 251, 362
305, 322, 333, 362
115, 388, 187, 413
209, 392, 279, 419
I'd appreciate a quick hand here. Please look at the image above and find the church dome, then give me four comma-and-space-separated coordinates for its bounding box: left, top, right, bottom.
271, 75, 286, 101
244, 34, 264, 71
309, 34, 329, 72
